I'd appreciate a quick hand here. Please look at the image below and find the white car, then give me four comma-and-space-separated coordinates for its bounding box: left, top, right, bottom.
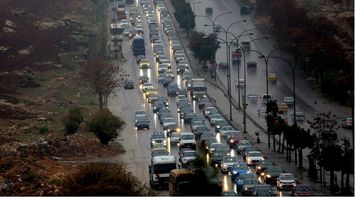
221, 156, 239, 173
209, 113, 225, 126
277, 173, 296, 190
180, 150, 197, 166
179, 132, 196, 149
219, 125, 237, 137
170, 132, 181, 144
283, 96, 294, 105
245, 151, 264, 166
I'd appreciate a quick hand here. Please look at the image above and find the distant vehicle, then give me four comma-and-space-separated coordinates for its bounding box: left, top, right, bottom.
342, 118, 353, 129
267, 73, 277, 81
291, 184, 314, 196
221, 156, 240, 173
179, 149, 197, 167
283, 96, 294, 105
247, 61, 257, 69
261, 94, 272, 104
124, 79, 134, 89
136, 118, 150, 130
131, 35, 145, 57
278, 103, 288, 113
247, 93, 258, 103
260, 165, 283, 185
139, 75, 149, 84
292, 112, 305, 122
190, 78, 207, 100
150, 131, 166, 148
235, 79, 245, 88
276, 173, 296, 190
179, 132, 196, 149
149, 155, 177, 189
240, 5, 251, 15
245, 151, 264, 166
139, 59, 150, 69
205, 7, 213, 16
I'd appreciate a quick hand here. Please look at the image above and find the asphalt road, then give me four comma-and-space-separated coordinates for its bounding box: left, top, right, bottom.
192, 0, 353, 145
104, 0, 352, 195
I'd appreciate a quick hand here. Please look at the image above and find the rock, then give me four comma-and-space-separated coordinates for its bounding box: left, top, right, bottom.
38, 117, 47, 121
50, 156, 63, 161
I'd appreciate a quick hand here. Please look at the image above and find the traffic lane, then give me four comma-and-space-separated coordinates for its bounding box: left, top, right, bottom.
194, 0, 352, 130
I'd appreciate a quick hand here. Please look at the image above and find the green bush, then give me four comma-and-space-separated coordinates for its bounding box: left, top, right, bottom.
62, 107, 84, 135
39, 125, 49, 134
87, 108, 125, 145
61, 163, 155, 195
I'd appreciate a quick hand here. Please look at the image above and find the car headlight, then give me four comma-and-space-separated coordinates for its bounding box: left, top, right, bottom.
230, 139, 234, 143
247, 158, 252, 163
176, 128, 181, 132
257, 166, 261, 170
216, 125, 221, 129
266, 174, 271, 178
222, 164, 227, 168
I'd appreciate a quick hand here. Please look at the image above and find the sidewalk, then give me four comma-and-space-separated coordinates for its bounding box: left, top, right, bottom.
163, 0, 333, 195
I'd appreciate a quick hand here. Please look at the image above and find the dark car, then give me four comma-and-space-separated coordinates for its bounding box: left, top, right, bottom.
124, 79, 134, 89
162, 76, 173, 87
242, 179, 260, 195
139, 75, 149, 84
256, 159, 274, 176
136, 118, 150, 130
260, 166, 283, 185
153, 101, 165, 113
211, 150, 225, 167
167, 83, 179, 97
183, 112, 197, 124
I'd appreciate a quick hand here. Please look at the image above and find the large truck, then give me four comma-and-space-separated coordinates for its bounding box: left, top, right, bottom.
149, 155, 178, 189
131, 35, 145, 57
190, 78, 207, 100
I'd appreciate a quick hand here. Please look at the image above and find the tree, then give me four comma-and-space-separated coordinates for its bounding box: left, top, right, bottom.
266, 100, 278, 150
307, 111, 342, 191
189, 32, 219, 68
87, 108, 125, 145
62, 107, 84, 135
62, 163, 155, 195
80, 58, 126, 109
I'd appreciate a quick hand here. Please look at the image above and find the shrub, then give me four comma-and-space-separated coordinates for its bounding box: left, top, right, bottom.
62, 107, 84, 135
87, 108, 125, 145
61, 163, 155, 196
39, 125, 49, 134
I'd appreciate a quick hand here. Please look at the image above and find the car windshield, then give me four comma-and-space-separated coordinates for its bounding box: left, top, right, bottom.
224, 157, 238, 163
181, 134, 194, 140
248, 152, 262, 157
281, 174, 294, 180
183, 151, 196, 157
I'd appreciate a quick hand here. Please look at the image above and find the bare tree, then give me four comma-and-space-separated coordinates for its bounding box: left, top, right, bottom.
80, 58, 126, 109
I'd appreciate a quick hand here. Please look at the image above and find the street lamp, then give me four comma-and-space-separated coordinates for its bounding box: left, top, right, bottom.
195, 11, 232, 31
205, 20, 247, 120
238, 36, 270, 134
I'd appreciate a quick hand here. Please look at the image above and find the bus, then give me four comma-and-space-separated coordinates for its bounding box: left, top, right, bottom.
149, 155, 177, 189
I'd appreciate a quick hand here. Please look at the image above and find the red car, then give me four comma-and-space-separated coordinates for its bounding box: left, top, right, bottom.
342, 118, 353, 129
291, 184, 314, 196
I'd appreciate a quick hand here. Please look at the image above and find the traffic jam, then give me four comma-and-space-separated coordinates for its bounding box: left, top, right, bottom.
113, 0, 313, 196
